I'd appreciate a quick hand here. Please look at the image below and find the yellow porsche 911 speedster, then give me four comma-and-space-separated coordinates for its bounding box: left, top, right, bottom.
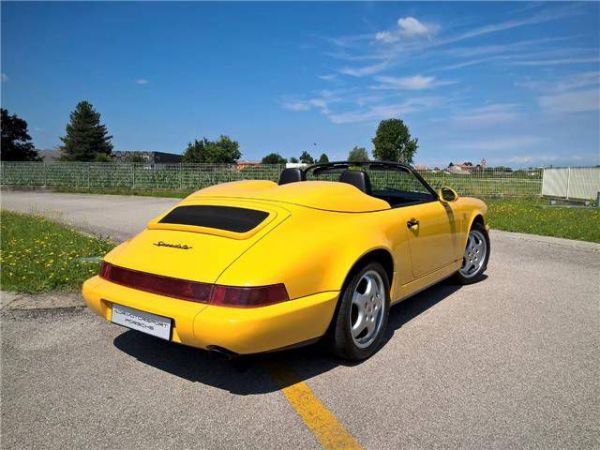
83, 161, 490, 360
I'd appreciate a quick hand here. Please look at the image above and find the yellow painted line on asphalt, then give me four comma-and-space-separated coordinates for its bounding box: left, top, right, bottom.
265, 363, 363, 450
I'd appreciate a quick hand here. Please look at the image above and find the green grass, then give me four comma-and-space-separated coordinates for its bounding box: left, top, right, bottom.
53, 186, 189, 198
485, 197, 600, 243
0, 210, 114, 293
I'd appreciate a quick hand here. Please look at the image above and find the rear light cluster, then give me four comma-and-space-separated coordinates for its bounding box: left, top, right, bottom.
99, 262, 289, 308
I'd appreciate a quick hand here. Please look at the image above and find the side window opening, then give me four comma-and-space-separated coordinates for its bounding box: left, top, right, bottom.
369, 168, 435, 207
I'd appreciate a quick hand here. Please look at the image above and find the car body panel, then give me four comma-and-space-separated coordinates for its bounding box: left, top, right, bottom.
83, 168, 488, 355
192, 180, 391, 212
83, 275, 339, 354
105, 199, 291, 284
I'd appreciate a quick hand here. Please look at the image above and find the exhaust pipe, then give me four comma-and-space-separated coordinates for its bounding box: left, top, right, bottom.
207, 345, 238, 360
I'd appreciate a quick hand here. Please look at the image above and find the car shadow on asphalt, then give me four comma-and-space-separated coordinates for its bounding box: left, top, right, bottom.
113, 279, 466, 395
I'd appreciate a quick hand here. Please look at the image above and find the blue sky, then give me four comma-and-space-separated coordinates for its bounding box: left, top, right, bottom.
1, 1, 599, 167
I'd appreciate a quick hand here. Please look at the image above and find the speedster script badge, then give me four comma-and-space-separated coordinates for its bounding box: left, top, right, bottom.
153, 241, 192, 250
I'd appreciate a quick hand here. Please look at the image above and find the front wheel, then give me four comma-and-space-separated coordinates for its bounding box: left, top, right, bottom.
455, 222, 490, 285
329, 262, 391, 361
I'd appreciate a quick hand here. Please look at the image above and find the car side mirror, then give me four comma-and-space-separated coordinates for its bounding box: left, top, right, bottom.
438, 186, 459, 202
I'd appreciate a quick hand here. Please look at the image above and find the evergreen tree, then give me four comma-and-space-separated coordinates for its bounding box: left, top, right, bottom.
318, 153, 329, 163
1, 108, 40, 161
60, 101, 113, 161
299, 151, 314, 164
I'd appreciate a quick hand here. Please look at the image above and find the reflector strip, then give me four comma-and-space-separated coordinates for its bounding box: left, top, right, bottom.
99, 262, 289, 307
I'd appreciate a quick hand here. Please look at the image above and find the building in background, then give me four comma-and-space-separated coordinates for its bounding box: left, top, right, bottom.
236, 160, 261, 170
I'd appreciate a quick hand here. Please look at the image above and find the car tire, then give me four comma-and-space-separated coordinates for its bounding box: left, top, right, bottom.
329, 262, 391, 361
455, 221, 490, 285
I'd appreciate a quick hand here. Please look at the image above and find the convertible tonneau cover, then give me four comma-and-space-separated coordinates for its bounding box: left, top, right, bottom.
189, 180, 391, 213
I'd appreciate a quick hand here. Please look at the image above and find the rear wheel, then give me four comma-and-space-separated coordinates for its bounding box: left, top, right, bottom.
329, 262, 390, 360
455, 222, 490, 285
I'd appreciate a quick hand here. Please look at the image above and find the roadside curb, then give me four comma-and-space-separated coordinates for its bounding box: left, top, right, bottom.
0, 290, 85, 312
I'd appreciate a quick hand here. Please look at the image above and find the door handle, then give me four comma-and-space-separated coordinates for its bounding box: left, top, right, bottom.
407, 218, 420, 229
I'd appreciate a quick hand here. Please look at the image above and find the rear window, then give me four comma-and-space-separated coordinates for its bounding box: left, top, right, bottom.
159, 205, 269, 233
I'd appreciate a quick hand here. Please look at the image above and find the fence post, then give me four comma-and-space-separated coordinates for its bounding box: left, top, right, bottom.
87, 163, 91, 191
132, 163, 135, 190
179, 163, 183, 190
566, 167, 571, 200
43, 162, 47, 188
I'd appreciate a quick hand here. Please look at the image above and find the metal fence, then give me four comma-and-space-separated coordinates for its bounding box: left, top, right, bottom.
1, 162, 544, 197
542, 167, 600, 201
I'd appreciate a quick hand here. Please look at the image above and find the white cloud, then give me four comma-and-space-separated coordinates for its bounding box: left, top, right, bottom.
397, 17, 431, 37
281, 96, 333, 114
327, 97, 442, 124
508, 155, 536, 164
449, 136, 543, 151
372, 74, 454, 90
440, 6, 580, 47
282, 101, 311, 112
518, 71, 599, 92
339, 61, 389, 77
1, 73, 8, 82
451, 104, 521, 127
510, 56, 600, 66
135, 79, 149, 85
375, 31, 397, 43
375, 17, 436, 44
538, 89, 600, 114
318, 74, 338, 81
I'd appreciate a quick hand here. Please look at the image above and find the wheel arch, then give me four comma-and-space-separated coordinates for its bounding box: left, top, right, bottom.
340, 248, 394, 296
323, 247, 394, 338
470, 213, 485, 229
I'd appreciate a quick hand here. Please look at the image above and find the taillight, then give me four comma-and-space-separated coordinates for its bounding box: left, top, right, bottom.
211, 284, 289, 307
99, 262, 289, 307
99, 262, 212, 303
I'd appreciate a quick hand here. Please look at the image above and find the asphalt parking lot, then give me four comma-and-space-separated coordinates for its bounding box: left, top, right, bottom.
2, 191, 599, 449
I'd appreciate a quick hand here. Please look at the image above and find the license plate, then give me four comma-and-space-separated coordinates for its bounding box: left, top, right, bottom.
111, 304, 172, 340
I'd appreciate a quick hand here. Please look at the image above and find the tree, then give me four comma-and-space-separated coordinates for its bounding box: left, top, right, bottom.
261, 153, 287, 164
182, 139, 207, 163
348, 146, 369, 162
1, 109, 40, 161
318, 153, 329, 163
121, 151, 146, 163
94, 152, 113, 162
299, 151, 314, 164
182, 135, 241, 163
289, 157, 299, 163
372, 118, 418, 163
59, 101, 113, 161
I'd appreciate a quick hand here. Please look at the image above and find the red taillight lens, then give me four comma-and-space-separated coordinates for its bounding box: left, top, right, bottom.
99, 262, 289, 307
99, 262, 212, 303
211, 284, 289, 307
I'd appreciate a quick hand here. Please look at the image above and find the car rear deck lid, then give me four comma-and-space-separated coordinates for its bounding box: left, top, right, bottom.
159, 205, 269, 233
147, 199, 288, 240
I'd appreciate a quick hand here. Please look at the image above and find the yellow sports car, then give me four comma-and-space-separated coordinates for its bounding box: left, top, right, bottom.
83, 161, 490, 360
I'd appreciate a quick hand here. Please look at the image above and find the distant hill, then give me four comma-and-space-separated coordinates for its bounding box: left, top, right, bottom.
37, 149, 61, 162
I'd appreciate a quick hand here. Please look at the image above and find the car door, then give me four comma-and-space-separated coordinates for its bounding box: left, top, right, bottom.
370, 167, 458, 279
403, 200, 459, 278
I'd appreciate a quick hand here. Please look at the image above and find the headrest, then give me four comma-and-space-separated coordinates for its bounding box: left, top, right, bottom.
278, 168, 304, 185
339, 170, 372, 195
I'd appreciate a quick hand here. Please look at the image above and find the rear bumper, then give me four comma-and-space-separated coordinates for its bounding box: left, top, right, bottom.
82, 276, 339, 354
